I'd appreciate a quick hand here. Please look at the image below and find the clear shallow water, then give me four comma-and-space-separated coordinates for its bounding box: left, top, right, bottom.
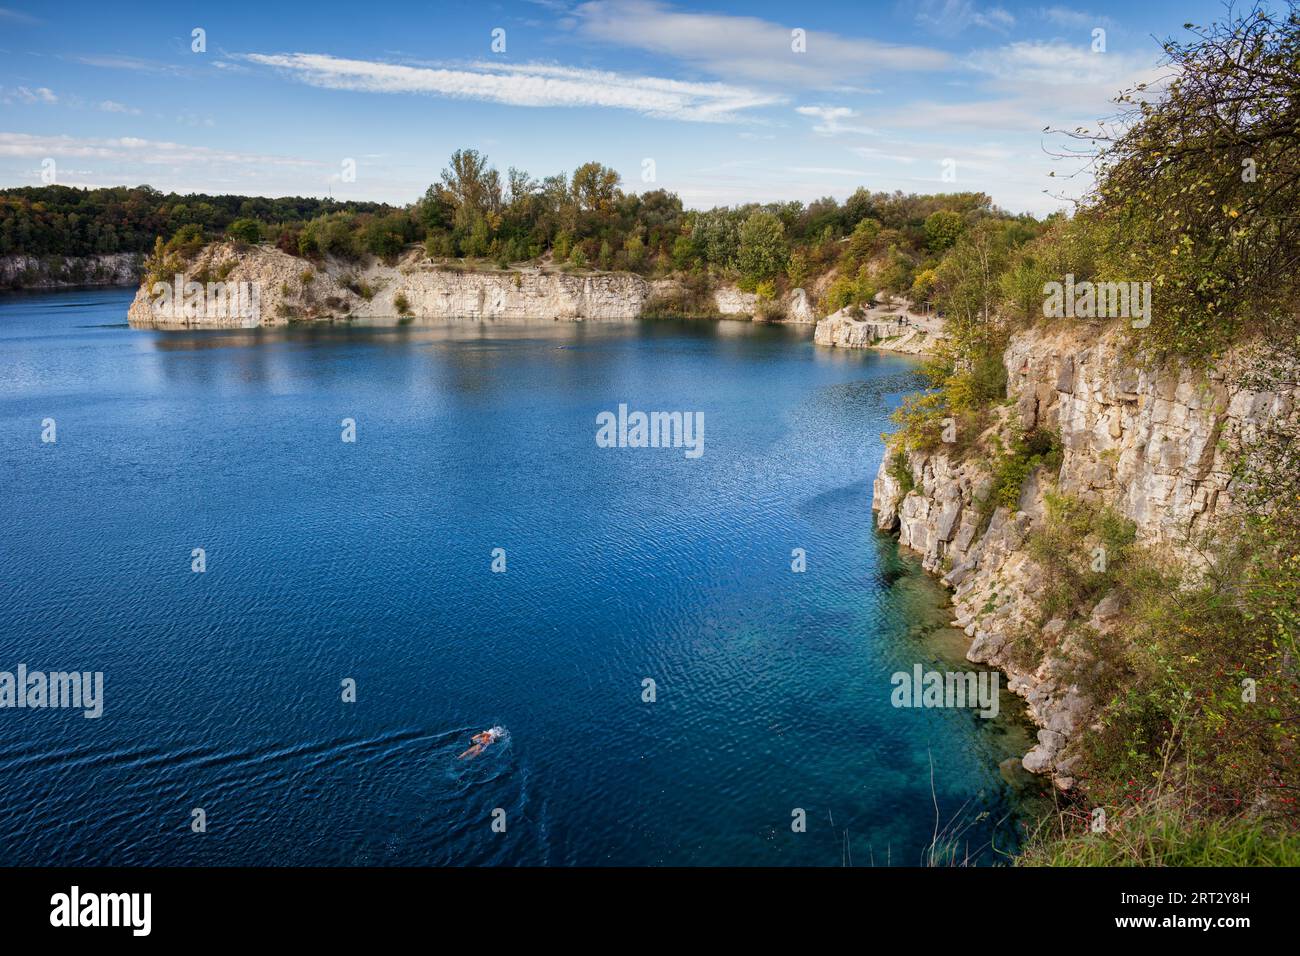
0, 288, 1031, 866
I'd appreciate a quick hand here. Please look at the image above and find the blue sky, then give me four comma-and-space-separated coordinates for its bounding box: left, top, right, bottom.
0, 0, 1222, 215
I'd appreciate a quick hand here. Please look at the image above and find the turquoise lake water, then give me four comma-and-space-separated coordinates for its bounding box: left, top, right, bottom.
0, 288, 1031, 865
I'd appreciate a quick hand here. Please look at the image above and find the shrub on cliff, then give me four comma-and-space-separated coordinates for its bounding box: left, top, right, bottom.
226, 218, 261, 245
886, 451, 916, 495
299, 213, 360, 261
641, 273, 720, 319
362, 212, 414, 260
822, 266, 876, 313
985, 426, 1063, 512
142, 224, 205, 286
1026, 492, 1137, 625
1021, 388, 1300, 846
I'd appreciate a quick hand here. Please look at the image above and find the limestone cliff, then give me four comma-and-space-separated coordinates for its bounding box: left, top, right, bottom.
126, 242, 815, 328
2, 252, 142, 290
814, 305, 944, 354
872, 322, 1296, 788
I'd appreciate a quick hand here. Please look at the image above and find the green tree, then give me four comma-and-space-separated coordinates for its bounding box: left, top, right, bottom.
226, 218, 261, 244
843, 217, 882, 266
440, 149, 502, 233
571, 162, 621, 214
671, 234, 695, 271
552, 231, 572, 262
910, 268, 937, 306
691, 210, 740, 269
877, 245, 915, 303
459, 213, 490, 258
786, 249, 809, 288
924, 210, 964, 252
737, 210, 788, 283
623, 233, 646, 271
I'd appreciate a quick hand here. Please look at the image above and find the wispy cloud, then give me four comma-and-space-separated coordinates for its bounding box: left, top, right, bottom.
964, 40, 1155, 89
914, 0, 1016, 37
98, 100, 140, 115
784, 165, 874, 177
0, 6, 43, 26
847, 145, 917, 165
868, 98, 1050, 131
0, 131, 320, 168
795, 106, 875, 137
237, 52, 784, 122
570, 0, 949, 88
1, 85, 57, 105
842, 40, 1166, 135
1037, 5, 1115, 31
71, 54, 189, 75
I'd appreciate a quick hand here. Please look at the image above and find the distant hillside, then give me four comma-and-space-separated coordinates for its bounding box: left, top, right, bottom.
0, 184, 394, 259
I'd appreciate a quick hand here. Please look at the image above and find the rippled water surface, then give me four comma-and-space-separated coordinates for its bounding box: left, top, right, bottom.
0, 288, 1031, 865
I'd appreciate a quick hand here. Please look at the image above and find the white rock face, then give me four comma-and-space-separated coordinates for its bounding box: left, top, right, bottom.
126, 243, 819, 328
392, 265, 652, 321
814, 306, 942, 353
712, 286, 757, 316
872, 322, 1299, 786
127, 244, 658, 328
784, 287, 817, 324
1, 252, 142, 289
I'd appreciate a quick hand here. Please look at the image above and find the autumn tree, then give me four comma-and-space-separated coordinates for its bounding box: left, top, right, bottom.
1076, 3, 1300, 357
570, 162, 621, 215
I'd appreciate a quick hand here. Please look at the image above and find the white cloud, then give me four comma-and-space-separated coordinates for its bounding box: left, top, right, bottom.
71, 54, 190, 76
847, 146, 917, 165
915, 0, 1016, 36
0, 131, 320, 168
785, 165, 874, 177
964, 40, 1155, 89
822, 39, 1165, 140
98, 100, 140, 115
2, 85, 57, 105
795, 106, 875, 136
238, 52, 784, 123
869, 98, 1050, 131
1037, 6, 1114, 30
176, 110, 215, 127
571, 0, 949, 88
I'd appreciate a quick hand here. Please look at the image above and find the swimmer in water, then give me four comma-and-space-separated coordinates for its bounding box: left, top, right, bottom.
458, 726, 505, 759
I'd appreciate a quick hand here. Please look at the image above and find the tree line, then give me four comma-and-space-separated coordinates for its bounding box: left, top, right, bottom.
3, 159, 1046, 316
0, 184, 393, 259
